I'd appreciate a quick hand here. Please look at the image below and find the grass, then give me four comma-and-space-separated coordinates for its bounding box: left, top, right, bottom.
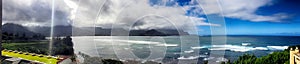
1, 41, 59, 64
2, 41, 49, 55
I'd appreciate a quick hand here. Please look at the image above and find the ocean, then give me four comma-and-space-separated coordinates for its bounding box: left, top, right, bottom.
72, 36, 300, 64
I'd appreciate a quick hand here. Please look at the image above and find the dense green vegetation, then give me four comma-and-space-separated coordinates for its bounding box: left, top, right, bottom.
51, 36, 74, 55
1, 32, 48, 54
230, 45, 300, 64
232, 51, 289, 64
2, 42, 49, 54
2, 32, 45, 43
2, 36, 75, 55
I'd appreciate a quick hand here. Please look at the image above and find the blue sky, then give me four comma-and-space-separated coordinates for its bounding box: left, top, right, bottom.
149, 0, 300, 36
195, 0, 300, 36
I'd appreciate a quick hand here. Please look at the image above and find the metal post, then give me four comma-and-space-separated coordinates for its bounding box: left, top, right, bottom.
0, 0, 3, 60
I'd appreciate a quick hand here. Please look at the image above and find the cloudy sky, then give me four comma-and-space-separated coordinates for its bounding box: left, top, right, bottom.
2, 0, 300, 35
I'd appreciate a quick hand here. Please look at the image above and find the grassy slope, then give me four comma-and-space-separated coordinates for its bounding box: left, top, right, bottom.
231, 45, 300, 64
2, 42, 49, 54
232, 51, 289, 64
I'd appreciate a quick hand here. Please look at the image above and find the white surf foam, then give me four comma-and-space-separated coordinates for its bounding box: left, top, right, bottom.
215, 57, 228, 62
267, 46, 288, 50
191, 44, 287, 52
156, 44, 178, 47
177, 56, 200, 60
203, 57, 215, 60
242, 43, 251, 46
184, 50, 194, 53
199, 55, 208, 57
191, 46, 207, 49
95, 39, 178, 47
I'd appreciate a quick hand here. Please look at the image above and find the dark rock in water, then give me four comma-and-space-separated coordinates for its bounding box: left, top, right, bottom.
78, 52, 161, 64
102, 59, 123, 64
82, 57, 103, 64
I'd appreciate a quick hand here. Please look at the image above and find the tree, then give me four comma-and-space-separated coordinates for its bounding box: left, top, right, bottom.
63, 36, 73, 47
234, 54, 256, 64
21, 33, 28, 40
2, 32, 9, 40
14, 33, 19, 40
52, 36, 74, 55
233, 45, 296, 64
204, 60, 208, 64
8, 33, 14, 40
226, 60, 231, 64
221, 62, 226, 64
32, 34, 38, 39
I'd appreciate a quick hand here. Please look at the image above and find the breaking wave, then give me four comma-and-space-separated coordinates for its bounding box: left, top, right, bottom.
191, 44, 288, 52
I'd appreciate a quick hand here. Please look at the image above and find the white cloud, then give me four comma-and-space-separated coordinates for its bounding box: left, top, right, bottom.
64, 0, 79, 20
2, 0, 72, 26
197, 0, 288, 22
3, 0, 289, 34
71, 0, 217, 34
190, 17, 220, 26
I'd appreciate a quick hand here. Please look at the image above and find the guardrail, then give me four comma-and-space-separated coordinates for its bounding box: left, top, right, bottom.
1, 49, 63, 64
